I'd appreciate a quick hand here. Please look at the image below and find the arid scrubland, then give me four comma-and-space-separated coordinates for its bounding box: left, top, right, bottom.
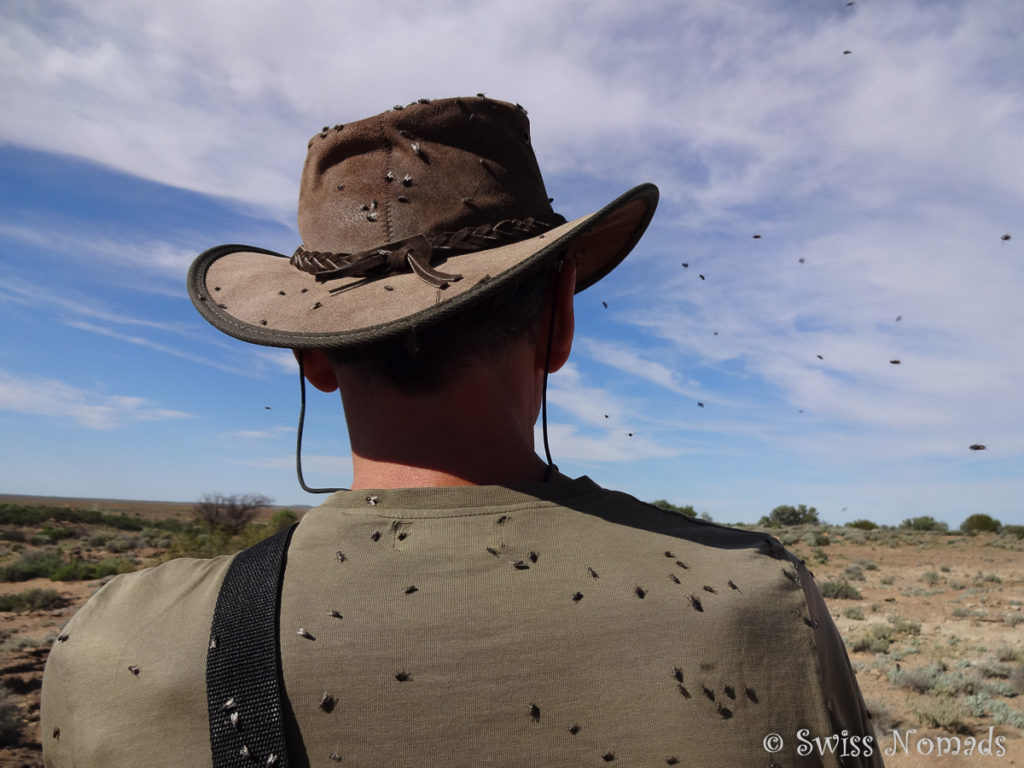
775, 521, 1023, 766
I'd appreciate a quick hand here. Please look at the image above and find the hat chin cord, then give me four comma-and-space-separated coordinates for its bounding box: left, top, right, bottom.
293, 283, 560, 494
295, 350, 346, 494
539, 258, 562, 484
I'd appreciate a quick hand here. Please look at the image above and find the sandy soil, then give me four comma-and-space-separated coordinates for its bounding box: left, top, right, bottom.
790, 531, 1023, 767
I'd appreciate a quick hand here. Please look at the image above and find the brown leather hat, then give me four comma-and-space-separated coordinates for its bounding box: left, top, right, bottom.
187, 96, 658, 349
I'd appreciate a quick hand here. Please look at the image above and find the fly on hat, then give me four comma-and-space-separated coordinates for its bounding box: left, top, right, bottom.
188, 96, 658, 349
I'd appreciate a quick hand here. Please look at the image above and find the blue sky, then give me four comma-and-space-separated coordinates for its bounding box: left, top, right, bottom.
1, 0, 1022, 526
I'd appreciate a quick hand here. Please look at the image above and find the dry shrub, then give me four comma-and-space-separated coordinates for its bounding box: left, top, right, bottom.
821, 580, 863, 599
853, 623, 894, 654
910, 698, 969, 732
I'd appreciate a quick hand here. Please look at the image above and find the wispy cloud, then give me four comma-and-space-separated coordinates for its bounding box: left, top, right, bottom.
67, 321, 259, 376
1, 0, 1022, 521
542, 363, 679, 462
2, 1, 1020, 223
579, 337, 702, 398
0, 220, 197, 288
0, 273, 197, 334
546, 363, 641, 428
539, 422, 679, 464
623, 212, 1024, 455
0, 369, 191, 429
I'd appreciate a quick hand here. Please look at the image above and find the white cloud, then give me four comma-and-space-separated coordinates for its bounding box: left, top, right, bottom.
614, 198, 1024, 462
0, 369, 191, 429
538, 422, 679, 464
546, 363, 639, 428
0, 221, 197, 288
0, 272, 196, 333
579, 337, 701, 398
541, 363, 679, 462
66, 321, 259, 376
1, 0, 1022, 520
2, 0, 1013, 223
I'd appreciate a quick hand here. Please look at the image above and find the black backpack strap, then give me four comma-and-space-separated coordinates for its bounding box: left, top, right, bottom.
206, 524, 298, 767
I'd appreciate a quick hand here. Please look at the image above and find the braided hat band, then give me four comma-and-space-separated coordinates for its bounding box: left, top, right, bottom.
291, 215, 566, 289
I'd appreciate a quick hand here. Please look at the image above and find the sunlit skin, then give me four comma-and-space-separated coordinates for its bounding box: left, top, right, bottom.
297, 260, 576, 489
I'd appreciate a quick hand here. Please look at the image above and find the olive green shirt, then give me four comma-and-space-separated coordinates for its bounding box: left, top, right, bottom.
42, 477, 882, 767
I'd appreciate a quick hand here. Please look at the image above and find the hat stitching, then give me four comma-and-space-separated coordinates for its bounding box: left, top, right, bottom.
378, 116, 395, 243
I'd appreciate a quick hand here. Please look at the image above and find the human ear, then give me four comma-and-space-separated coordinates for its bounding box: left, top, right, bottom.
293, 349, 340, 393
536, 259, 576, 374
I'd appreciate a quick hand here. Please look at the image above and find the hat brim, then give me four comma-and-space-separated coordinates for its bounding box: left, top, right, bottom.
187, 183, 658, 349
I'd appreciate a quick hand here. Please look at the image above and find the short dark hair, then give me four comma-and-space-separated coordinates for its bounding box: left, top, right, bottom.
325, 258, 560, 392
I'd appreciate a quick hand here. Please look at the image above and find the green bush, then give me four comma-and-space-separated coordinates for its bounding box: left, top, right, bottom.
887, 614, 921, 636
0, 546, 138, 582
910, 698, 968, 732
964, 693, 1024, 727
49, 557, 135, 581
269, 509, 299, 532
847, 519, 878, 530
820, 580, 862, 600
840, 528, 867, 545
852, 623, 893, 653
0, 503, 182, 533
170, 519, 280, 560
0, 588, 67, 612
29, 525, 77, 545
932, 669, 979, 697
801, 530, 830, 547
760, 504, 820, 527
87, 531, 114, 547
649, 500, 697, 517
104, 536, 143, 554
843, 606, 865, 620
1003, 524, 1024, 539
900, 516, 948, 532
960, 514, 1001, 534
0, 549, 64, 582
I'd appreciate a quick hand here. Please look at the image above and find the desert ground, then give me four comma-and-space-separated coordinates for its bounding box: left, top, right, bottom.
1, 495, 1020, 767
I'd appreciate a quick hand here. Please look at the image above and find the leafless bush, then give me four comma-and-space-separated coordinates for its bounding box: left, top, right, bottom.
193, 493, 272, 535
